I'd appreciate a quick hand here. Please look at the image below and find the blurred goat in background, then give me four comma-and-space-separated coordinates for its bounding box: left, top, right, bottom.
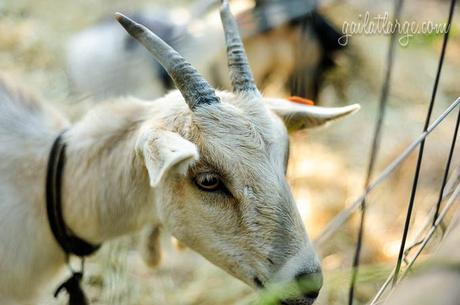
66, 0, 344, 102
214, 0, 345, 100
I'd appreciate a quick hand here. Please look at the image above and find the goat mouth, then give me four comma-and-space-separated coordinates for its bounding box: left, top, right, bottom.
257, 284, 318, 305
280, 297, 317, 305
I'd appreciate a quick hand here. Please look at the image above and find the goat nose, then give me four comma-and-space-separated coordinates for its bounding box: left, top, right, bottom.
295, 269, 323, 300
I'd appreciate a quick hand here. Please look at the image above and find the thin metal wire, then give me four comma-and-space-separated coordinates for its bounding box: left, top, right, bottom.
368, 181, 460, 305
340, 104, 460, 305
432, 109, 460, 225
396, 104, 460, 278
314, 97, 460, 246
402, 183, 460, 277
393, 0, 456, 285
347, 0, 404, 303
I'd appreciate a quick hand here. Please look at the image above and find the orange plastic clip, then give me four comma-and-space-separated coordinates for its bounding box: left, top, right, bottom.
287, 96, 315, 106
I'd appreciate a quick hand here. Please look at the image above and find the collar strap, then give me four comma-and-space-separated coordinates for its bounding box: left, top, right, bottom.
46, 131, 101, 257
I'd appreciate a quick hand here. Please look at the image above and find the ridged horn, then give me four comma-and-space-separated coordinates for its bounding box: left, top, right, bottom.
220, 0, 259, 95
115, 13, 220, 110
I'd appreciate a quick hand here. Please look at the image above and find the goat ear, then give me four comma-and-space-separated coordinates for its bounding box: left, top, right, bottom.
137, 129, 199, 187
265, 98, 360, 132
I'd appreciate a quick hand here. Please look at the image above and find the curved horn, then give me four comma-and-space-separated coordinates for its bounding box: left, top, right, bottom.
115, 13, 219, 110
220, 0, 259, 95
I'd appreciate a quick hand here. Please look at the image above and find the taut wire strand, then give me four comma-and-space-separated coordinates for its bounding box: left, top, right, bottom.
315, 98, 460, 246
432, 107, 460, 225
347, 0, 405, 303
368, 180, 460, 305
393, 0, 457, 285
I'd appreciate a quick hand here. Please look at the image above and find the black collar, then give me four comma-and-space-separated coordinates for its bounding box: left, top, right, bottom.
46, 131, 101, 257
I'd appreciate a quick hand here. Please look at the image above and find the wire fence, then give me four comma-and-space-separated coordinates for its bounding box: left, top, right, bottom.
312, 0, 459, 304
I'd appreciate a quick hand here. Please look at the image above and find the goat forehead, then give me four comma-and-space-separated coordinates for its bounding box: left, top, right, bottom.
191, 102, 289, 177
195, 133, 287, 195
193, 100, 278, 146
194, 117, 274, 167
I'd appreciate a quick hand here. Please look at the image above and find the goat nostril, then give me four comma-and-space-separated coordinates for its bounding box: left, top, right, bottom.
253, 276, 264, 288
295, 270, 323, 299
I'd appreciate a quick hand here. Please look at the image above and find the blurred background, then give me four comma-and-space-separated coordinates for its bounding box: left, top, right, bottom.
1, 0, 460, 304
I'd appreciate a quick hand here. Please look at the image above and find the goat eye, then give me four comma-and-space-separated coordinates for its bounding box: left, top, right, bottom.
195, 173, 222, 192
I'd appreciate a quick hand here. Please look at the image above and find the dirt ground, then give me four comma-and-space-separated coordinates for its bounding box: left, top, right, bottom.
1, 0, 460, 304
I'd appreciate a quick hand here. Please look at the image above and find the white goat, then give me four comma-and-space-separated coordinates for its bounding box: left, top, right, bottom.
0, 2, 359, 305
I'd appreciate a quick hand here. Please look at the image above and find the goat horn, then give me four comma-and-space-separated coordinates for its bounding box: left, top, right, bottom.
115, 13, 220, 110
220, 0, 259, 96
